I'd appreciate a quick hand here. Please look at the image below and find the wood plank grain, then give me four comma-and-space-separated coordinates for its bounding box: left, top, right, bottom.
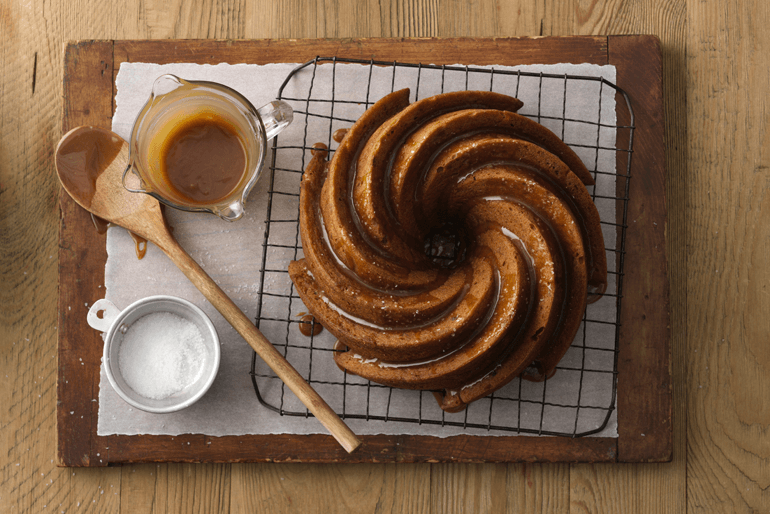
119, 462, 231, 513
431, 463, 508, 513
507, 464, 570, 514
611, 35, 671, 463
58, 40, 115, 468
96, 433, 617, 464
119, 464, 168, 513
231, 463, 430, 513
113, 36, 608, 68
166, 463, 231, 513
571, 464, 636, 513
68, 468, 122, 511
0, 0, 62, 508
120, 462, 232, 513
571, 462, 690, 514
687, 0, 770, 511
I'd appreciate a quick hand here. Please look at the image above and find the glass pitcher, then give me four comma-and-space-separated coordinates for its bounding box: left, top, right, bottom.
123, 74, 293, 221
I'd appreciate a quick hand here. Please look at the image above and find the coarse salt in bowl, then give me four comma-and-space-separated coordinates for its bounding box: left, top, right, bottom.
87, 295, 221, 413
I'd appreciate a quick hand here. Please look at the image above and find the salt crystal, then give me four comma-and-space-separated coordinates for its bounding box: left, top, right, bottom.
118, 312, 206, 400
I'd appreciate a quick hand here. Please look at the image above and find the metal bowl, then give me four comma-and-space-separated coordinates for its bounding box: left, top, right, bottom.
87, 295, 220, 413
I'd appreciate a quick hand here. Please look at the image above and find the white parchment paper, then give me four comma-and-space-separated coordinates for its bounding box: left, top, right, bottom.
99, 61, 619, 438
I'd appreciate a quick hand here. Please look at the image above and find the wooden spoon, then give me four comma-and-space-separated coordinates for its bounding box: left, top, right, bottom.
55, 126, 361, 454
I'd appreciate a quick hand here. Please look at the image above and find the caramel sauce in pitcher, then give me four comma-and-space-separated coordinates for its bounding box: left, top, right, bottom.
159, 112, 247, 205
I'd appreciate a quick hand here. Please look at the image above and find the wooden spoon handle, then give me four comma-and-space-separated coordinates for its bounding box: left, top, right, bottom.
156, 232, 361, 453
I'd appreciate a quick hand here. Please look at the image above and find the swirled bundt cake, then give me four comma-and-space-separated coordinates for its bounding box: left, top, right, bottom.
287, 89, 607, 413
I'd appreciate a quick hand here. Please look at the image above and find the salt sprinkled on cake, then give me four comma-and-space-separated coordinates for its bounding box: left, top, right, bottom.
118, 312, 206, 399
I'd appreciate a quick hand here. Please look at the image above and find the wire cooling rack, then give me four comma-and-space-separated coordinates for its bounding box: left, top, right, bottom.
249, 57, 634, 437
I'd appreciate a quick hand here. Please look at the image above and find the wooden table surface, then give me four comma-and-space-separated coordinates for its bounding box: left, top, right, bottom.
1, 0, 765, 512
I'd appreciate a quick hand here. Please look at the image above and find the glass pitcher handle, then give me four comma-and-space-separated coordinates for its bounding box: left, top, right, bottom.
256, 101, 293, 141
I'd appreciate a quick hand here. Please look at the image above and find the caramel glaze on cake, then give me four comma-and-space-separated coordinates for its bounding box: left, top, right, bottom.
287, 89, 607, 413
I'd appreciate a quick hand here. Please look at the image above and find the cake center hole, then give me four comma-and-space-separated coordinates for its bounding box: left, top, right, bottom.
423, 222, 468, 269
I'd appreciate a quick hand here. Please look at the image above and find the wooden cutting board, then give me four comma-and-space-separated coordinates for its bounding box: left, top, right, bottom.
57, 36, 669, 466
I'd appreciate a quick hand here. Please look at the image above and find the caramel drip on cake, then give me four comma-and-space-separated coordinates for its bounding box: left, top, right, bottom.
287, 89, 607, 413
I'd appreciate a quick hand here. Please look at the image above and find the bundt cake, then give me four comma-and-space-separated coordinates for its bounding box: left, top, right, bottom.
287, 89, 607, 413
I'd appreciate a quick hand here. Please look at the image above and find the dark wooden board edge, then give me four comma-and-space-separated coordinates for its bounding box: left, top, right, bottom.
113, 36, 608, 67
57, 40, 115, 467
57, 36, 669, 465
610, 35, 672, 462
98, 434, 616, 464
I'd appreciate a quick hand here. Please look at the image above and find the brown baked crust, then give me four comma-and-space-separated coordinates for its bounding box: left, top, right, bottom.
287, 89, 606, 411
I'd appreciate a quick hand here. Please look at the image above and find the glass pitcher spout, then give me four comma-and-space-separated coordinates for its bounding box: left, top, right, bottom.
217, 200, 245, 222
151, 75, 186, 99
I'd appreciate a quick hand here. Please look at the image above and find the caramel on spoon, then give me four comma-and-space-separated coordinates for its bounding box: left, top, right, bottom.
55, 126, 361, 453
